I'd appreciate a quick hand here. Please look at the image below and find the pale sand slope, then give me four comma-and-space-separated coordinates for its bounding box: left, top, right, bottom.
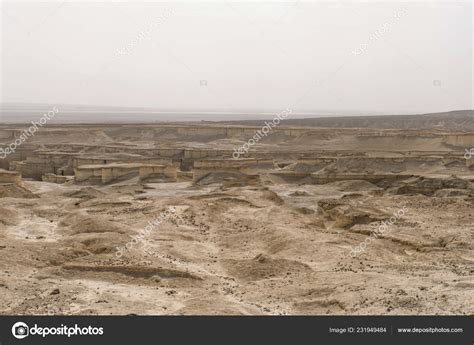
0, 178, 472, 315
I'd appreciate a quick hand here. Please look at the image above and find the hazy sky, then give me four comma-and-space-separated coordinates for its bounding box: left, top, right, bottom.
1, 1, 472, 114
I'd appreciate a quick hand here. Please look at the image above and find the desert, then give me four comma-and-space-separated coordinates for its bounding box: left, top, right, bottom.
0, 110, 473, 316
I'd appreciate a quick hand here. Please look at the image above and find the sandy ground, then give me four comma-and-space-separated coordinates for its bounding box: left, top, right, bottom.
0, 177, 472, 315
0, 116, 473, 315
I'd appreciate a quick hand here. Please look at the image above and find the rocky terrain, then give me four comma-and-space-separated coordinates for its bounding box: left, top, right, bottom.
0, 112, 473, 315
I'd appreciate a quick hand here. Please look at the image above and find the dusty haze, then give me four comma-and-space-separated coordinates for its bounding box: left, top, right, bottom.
1, 1, 473, 117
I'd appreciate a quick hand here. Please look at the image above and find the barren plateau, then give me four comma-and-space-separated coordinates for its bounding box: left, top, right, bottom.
0, 112, 473, 315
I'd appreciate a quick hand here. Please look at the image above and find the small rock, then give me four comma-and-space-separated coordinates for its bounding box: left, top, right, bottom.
50, 288, 60, 295
255, 253, 267, 263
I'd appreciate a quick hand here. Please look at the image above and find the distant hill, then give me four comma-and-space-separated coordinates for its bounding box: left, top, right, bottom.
214, 110, 474, 131
1, 103, 473, 130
